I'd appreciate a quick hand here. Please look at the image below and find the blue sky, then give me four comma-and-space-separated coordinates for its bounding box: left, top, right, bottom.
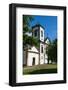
29, 15, 57, 41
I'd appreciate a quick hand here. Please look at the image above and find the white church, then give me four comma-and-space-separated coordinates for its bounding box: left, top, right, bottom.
23, 24, 51, 66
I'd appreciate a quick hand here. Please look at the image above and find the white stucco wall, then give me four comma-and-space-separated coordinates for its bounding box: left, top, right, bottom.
40, 27, 44, 42
23, 51, 27, 65
45, 59, 48, 64
40, 43, 45, 64
49, 60, 52, 64
27, 46, 39, 66
44, 43, 48, 64
44, 54, 48, 64
27, 52, 39, 66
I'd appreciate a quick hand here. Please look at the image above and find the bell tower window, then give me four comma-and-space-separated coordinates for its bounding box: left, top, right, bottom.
41, 31, 43, 37
34, 30, 37, 37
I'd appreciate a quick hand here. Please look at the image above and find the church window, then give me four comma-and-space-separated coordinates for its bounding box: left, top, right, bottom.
41, 31, 43, 37
34, 30, 37, 37
41, 45, 43, 53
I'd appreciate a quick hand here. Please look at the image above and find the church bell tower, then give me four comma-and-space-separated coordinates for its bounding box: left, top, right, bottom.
32, 24, 45, 64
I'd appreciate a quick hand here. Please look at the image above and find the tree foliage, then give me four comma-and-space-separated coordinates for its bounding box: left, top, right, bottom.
23, 15, 39, 48
23, 15, 34, 34
46, 39, 57, 63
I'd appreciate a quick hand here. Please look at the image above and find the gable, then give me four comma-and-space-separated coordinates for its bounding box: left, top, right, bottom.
45, 38, 50, 44
28, 46, 38, 52
45, 39, 50, 44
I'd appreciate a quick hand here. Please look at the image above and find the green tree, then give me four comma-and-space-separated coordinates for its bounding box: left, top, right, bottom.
23, 15, 34, 34
46, 39, 57, 63
23, 15, 39, 49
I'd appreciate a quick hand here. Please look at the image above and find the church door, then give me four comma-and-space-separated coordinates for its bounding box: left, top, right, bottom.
32, 57, 35, 65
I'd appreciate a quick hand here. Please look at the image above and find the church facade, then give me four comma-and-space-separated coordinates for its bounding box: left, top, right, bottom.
23, 24, 51, 66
